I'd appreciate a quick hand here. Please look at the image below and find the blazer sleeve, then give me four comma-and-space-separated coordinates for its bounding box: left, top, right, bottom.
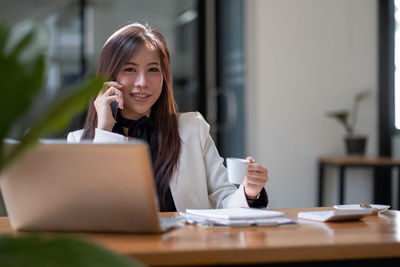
67, 128, 128, 143
194, 113, 253, 209
66, 130, 83, 143
92, 129, 128, 143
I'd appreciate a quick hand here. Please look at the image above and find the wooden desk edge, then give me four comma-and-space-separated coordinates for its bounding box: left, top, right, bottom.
129, 243, 400, 266
133, 208, 400, 266
2, 208, 400, 266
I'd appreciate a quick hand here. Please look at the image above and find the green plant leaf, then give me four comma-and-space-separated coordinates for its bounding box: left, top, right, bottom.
0, 56, 44, 139
2, 76, 104, 171
350, 89, 372, 135
0, 23, 9, 54
4, 21, 49, 67
0, 20, 144, 267
0, 234, 145, 267
354, 90, 371, 102
0, 21, 46, 169
326, 111, 352, 134
0, 20, 104, 171
326, 111, 349, 123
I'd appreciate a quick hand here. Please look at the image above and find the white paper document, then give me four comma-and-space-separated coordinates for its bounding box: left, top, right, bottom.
180, 208, 295, 227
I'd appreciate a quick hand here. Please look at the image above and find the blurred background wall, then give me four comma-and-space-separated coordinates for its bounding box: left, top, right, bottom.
0, 0, 397, 212
245, 0, 379, 208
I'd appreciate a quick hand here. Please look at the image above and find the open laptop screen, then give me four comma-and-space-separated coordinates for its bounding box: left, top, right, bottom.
0, 141, 164, 233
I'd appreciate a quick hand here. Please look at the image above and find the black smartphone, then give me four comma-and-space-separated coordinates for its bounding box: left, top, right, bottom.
110, 101, 118, 122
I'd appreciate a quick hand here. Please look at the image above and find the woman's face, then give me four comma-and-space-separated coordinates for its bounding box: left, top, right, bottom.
116, 43, 163, 120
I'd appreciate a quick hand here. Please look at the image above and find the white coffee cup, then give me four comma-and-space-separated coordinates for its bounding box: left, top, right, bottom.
226, 158, 250, 184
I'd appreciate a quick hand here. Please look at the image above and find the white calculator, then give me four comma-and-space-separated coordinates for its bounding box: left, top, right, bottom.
297, 209, 372, 222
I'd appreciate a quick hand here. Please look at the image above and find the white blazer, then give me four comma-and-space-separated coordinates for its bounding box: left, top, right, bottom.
67, 112, 250, 211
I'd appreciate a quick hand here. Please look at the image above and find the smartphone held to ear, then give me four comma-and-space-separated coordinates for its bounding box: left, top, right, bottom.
110, 101, 118, 122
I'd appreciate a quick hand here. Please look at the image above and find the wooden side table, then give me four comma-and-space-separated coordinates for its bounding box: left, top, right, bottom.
318, 156, 400, 207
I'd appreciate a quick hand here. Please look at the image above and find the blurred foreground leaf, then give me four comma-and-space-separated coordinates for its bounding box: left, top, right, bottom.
0, 19, 144, 267
0, 22, 46, 169
0, 235, 144, 267
0, 21, 103, 171
3, 76, 103, 170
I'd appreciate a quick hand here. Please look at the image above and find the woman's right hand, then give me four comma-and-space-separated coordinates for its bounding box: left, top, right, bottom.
94, 81, 124, 131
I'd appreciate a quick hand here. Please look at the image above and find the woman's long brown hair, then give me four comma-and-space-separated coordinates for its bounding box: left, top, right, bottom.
81, 23, 181, 209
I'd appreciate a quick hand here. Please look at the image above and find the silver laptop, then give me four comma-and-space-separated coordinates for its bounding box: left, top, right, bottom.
0, 141, 181, 233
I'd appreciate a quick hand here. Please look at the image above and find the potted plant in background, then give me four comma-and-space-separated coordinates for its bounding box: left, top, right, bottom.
0, 21, 143, 267
326, 90, 371, 156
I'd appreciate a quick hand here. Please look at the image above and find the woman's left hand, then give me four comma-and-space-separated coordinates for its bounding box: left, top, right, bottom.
242, 157, 269, 199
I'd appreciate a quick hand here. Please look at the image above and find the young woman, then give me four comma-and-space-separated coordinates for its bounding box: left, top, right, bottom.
67, 22, 269, 211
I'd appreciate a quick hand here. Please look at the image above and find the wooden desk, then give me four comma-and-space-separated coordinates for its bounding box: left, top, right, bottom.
2, 207, 400, 266
317, 156, 400, 207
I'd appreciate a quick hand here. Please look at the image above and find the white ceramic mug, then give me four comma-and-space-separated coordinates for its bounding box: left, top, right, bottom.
226, 158, 250, 184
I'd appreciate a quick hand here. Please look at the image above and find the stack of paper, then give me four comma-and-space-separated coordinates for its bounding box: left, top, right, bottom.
180, 208, 294, 227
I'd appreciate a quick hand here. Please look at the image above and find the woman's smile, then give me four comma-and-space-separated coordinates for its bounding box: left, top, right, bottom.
130, 92, 151, 102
